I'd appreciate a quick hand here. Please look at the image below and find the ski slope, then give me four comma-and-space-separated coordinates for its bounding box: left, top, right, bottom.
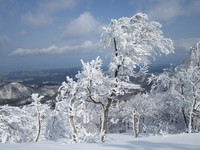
0, 133, 200, 150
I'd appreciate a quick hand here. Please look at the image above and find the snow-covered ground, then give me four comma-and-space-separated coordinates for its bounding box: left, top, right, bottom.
0, 133, 200, 150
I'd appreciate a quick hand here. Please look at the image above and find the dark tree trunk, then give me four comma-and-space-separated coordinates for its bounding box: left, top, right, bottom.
100, 98, 112, 143
35, 105, 41, 142
99, 38, 124, 142
181, 107, 188, 131
132, 111, 140, 138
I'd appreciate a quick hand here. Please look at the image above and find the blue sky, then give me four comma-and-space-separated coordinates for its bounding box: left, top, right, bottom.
0, 0, 200, 72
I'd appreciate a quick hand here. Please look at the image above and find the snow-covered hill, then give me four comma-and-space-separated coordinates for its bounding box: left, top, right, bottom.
0, 82, 33, 99
0, 133, 199, 150
0, 82, 58, 105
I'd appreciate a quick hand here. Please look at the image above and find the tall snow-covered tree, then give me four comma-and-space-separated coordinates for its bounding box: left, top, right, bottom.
178, 42, 200, 133
57, 76, 80, 143
76, 57, 114, 142
57, 57, 109, 142
98, 13, 174, 141
100, 13, 174, 79
175, 66, 200, 133
70, 57, 140, 142
57, 13, 174, 143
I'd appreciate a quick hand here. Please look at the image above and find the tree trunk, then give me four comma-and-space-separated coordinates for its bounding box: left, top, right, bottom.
188, 98, 196, 133
100, 98, 112, 143
100, 109, 108, 143
68, 98, 78, 143
69, 115, 78, 143
188, 110, 193, 133
99, 38, 121, 142
181, 107, 188, 131
132, 111, 140, 138
35, 105, 41, 142
189, 85, 198, 133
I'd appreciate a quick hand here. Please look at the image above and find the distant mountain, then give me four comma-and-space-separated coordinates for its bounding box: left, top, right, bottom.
0, 65, 171, 106
0, 82, 58, 106
0, 67, 81, 106
0, 67, 81, 87
0, 64, 170, 84
0, 82, 33, 99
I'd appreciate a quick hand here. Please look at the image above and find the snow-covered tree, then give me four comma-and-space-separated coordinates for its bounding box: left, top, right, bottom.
0, 93, 54, 143
44, 106, 71, 141
73, 57, 140, 142
150, 42, 200, 133
121, 93, 153, 138
100, 13, 174, 79
98, 13, 174, 141
174, 44, 200, 133
56, 76, 80, 143
183, 42, 200, 67
176, 66, 200, 133
57, 13, 174, 143
76, 57, 115, 142
0, 105, 35, 143
57, 57, 108, 142
31, 93, 46, 142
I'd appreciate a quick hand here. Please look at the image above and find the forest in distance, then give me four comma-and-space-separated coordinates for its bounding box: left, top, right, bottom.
0, 13, 199, 145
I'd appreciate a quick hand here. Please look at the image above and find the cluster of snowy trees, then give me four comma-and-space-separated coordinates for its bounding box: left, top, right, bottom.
0, 13, 199, 143
0, 93, 73, 143
149, 42, 200, 134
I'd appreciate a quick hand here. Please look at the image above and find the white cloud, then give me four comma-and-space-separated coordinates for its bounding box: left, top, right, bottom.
175, 38, 200, 51
9, 40, 99, 56
21, 0, 76, 27
147, 0, 200, 22
0, 35, 10, 47
63, 12, 100, 38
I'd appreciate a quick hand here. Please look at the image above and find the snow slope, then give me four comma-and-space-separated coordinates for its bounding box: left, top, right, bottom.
0, 133, 200, 150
